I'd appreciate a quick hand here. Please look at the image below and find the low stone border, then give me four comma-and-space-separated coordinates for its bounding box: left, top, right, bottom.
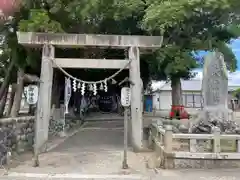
149, 122, 240, 169
0, 116, 35, 165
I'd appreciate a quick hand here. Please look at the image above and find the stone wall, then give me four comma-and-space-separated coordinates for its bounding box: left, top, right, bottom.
173, 159, 240, 169
0, 116, 35, 164
49, 107, 82, 136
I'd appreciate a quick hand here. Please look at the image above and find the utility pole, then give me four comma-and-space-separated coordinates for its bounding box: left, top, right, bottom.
122, 106, 129, 169
121, 87, 131, 169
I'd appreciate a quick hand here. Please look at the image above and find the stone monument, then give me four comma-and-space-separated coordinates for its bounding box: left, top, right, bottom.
192, 52, 240, 134
202, 52, 228, 122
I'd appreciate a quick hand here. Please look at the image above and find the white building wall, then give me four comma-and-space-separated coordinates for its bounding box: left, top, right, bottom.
152, 79, 240, 111
159, 91, 172, 110
152, 93, 160, 110
157, 90, 202, 110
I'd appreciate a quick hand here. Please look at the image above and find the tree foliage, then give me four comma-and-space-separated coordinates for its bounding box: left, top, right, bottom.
1, 0, 240, 86
143, 0, 240, 77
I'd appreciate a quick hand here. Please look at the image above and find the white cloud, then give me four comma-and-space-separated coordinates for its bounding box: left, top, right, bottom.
192, 70, 240, 86
151, 70, 240, 91
151, 80, 166, 90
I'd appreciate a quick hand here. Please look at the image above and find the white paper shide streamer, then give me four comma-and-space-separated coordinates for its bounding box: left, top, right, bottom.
64, 77, 72, 114
50, 56, 131, 95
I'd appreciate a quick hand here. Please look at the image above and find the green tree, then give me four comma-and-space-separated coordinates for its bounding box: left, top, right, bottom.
0, 0, 150, 115
16, 0, 152, 87
0, 7, 45, 117
140, 0, 240, 106
2, 0, 240, 113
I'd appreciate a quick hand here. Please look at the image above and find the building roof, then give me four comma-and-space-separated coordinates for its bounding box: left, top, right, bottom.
156, 79, 240, 92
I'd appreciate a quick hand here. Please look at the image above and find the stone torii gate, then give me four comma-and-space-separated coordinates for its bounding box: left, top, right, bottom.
17, 32, 163, 154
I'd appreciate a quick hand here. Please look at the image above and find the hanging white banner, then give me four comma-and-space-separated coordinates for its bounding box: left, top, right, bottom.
64, 77, 72, 114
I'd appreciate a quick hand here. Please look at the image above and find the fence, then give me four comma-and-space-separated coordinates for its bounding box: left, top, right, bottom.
149, 122, 240, 169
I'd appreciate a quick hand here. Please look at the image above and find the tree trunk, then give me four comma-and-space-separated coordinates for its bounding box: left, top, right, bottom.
171, 77, 183, 106
0, 87, 8, 117
0, 60, 14, 99
10, 69, 25, 117
6, 84, 16, 116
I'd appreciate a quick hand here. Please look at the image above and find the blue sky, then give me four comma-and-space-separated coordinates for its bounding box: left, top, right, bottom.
229, 39, 240, 70
193, 39, 240, 85
152, 39, 240, 90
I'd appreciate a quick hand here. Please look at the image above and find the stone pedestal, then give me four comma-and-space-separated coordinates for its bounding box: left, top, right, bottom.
203, 106, 229, 123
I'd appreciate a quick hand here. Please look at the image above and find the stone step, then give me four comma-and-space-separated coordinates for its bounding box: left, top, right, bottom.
3, 173, 149, 180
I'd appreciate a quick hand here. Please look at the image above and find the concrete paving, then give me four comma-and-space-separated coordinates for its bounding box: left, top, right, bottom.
1, 118, 240, 179
1, 168, 240, 179
3, 120, 153, 176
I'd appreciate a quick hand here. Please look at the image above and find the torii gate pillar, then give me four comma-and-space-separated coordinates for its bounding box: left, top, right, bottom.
129, 47, 143, 151
36, 44, 54, 153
